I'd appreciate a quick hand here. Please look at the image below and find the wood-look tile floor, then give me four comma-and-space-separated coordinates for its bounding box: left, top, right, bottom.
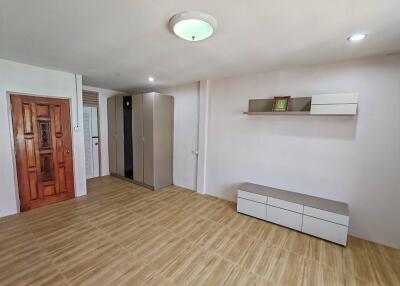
1, 176, 399, 286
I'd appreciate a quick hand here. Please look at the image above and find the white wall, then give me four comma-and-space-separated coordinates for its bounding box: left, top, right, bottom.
157, 83, 200, 190
205, 54, 400, 248
82, 85, 126, 177
0, 59, 87, 217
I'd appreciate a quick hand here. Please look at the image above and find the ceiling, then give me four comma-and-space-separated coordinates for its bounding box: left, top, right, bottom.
1, 0, 400, 92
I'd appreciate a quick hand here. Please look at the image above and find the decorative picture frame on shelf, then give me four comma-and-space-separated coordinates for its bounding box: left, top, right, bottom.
272, 96, 291, 112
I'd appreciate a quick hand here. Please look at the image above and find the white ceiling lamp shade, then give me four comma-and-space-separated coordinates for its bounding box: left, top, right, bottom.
347, 33, 368, 42
169, 11, 217, 42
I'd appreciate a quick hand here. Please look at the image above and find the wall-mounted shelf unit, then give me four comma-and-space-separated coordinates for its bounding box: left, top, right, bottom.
244, 93, 358, 116
244, 111, 310, 115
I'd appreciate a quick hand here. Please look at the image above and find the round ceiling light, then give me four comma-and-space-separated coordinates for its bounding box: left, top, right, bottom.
169, 11, 217, 42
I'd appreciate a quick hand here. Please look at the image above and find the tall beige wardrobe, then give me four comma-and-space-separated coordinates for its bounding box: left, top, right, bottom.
108, 92, 174, 190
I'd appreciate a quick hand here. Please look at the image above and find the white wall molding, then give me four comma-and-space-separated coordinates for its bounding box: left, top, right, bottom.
72, 74, 87, 197
197, 80, 210, 194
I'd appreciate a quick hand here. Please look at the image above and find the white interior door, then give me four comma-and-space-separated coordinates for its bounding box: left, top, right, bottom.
83, 106, 100, 179
169, 84, 199, 191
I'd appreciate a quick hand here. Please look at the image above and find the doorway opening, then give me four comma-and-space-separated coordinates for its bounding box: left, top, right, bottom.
83, 91, 100, 179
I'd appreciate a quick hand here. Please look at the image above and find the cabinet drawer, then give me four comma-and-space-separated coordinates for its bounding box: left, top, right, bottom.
302, 215, 348, 246
266, 205, 302, 231
237, 190, 267, 204
237, 198, 267, 220
310, 104, 357, 115
303, 206, 349, 226
268, 197, 303, 213
311, 93, 358, 105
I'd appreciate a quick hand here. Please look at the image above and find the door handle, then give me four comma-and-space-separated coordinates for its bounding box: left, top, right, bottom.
192, 150, 199, 156
94, 142, 99, 146
65, 149, 71, 154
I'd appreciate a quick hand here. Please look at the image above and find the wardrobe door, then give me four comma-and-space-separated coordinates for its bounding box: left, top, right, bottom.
143, 93, 154, 187
132, 94, 144, 183
107, 97, 117, 174
123, 96, 133, 179
115, 96, 125, 177
153, 94, 174, 189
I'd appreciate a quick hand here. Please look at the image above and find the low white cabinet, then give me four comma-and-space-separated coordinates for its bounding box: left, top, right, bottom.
236, 183, 349, 246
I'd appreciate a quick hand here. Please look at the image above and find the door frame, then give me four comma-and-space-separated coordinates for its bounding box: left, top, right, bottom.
82, 90, 101, 177
83, 105, 101, 179
7, 91, 76, 212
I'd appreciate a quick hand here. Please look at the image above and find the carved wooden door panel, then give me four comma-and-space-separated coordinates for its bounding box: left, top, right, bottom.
11, 94, 75, 211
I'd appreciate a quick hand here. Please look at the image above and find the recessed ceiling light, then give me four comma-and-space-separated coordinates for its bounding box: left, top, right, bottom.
169, 11, 217, 42
347, 33, 367, 42
148, 77, 154, 82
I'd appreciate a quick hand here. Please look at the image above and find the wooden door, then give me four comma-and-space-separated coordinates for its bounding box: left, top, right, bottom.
11, 94, 75, 211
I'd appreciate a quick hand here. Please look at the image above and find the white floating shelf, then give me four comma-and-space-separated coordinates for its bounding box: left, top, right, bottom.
244, 93, 358, 116
243, 111, 310, 116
